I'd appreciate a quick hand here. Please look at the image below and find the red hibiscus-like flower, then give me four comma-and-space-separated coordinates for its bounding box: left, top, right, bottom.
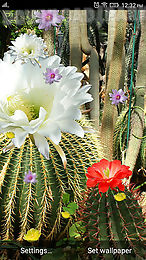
86, 159, 132, 193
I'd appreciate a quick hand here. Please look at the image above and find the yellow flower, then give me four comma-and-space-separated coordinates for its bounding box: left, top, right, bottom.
23, 228, 41, 242
114, 193, 126, 201
61, 211, 70, 219
6, 132, 15, 139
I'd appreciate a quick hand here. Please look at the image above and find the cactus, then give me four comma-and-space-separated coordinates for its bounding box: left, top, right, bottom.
101, 10, 127, 160
60, 10, 70, 66
69, 10, 100, 129
113, 108, 129, 161
78, 187, 146, 260
42, 27, 55, 56
0, 119, 103, 242
124, 11, 145, 173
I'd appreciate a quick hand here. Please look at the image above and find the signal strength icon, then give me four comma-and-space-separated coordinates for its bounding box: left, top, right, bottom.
2, 2, 9, 8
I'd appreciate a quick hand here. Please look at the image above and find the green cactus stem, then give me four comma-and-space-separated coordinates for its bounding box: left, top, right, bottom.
78, 187, 146, 260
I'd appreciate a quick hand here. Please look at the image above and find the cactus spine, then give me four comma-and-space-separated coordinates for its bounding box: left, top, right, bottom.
78, 187, 146, 259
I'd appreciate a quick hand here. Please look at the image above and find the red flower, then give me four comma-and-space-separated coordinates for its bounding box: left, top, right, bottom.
86, 159, 132, 193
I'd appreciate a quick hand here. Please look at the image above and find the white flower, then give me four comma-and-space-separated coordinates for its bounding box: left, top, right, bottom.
6, 33, 47, 64
0, 55, 93, 166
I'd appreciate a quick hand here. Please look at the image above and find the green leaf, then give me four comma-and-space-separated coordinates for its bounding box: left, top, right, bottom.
69, 224, 80, 238
69, 221, 86, 238
63, 202, 78, 215
63, 206, 70, 213
62, 192, 70, 205
68, 202, 78, 210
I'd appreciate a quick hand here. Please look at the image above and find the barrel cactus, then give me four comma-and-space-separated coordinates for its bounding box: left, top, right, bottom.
78, 159, 146, 260
0, 33, 104, 242
0, 126, 103, 242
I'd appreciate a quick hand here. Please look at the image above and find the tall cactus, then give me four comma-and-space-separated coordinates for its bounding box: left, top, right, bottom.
0, 123, 103, 242
101, 11, 127, 160
43, 27, 55, 56
69, 10, 100, 129
124, 10, 145, 173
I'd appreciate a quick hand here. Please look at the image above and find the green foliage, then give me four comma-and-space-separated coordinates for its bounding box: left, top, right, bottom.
69, 221, 86, 238
4, 11, 43, 41
62, 192, 70, 205
63, 202, 78, 215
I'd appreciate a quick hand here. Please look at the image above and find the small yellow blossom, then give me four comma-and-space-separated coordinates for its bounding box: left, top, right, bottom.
61, 211, 70, 219
114, 193, 126, 201
23, 228, 41, 242
6, 132, 15, 139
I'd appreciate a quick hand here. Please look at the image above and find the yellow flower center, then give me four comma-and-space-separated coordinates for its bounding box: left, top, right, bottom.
6, 95, 39, 121
116, 95, 121, 100
104, 168, 110, 178
46, 14, 53, 21
21, 47, 33, 55
5, 87, 54, 122
50, 73, 55, 78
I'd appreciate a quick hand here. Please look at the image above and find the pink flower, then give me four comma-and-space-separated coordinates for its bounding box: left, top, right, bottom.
34, 10, 64, 31
86, 159, 132, 193
24, 171, 37, 183
44, 68, 62, 84
109, 89, 127, 105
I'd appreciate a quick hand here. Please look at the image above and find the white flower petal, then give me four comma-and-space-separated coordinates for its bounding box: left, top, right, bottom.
49, 103, 65, 120
12, 128, 27, 148
59, 120, 84, 138
28, 107, 47, 133
10, 110, 29, 125
0, 120, 14, 129
46, 55, 61, 68
49, 138, 67, 169
55, 107, 81, 121
38, 121, 61, 145
73, 85, 93, 106
61, 66, 77, 77
33, 133, 50, 160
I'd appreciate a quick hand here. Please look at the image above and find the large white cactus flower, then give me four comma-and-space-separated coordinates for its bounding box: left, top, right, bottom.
6, 33, 47, 64
0, 54, 93, 167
